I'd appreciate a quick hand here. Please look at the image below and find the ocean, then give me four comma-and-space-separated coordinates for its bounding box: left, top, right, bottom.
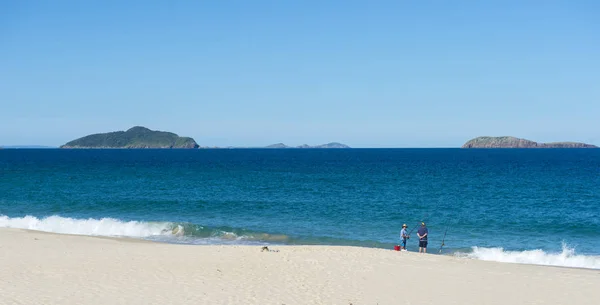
1, 149, 599, 269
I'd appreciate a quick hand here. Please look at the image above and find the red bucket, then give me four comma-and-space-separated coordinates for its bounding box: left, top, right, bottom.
394, 245, 401, 251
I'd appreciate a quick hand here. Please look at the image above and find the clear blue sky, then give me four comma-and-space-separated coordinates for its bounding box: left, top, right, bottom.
1, 1, 598, 147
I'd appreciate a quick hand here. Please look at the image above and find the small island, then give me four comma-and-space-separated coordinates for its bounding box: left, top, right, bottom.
61, 126, 199, 149
265, 142, 350, 149
462, 136, 597, 148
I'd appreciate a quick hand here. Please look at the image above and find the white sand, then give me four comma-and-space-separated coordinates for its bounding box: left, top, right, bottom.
0, 228, 598, 305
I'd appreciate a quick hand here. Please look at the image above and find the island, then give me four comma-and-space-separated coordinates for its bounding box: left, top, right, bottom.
462, 136, 597, 148
265, 142, 350, 149
60, 126, 199, 149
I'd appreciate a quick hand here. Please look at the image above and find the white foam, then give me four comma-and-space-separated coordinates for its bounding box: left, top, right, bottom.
458, 243, 600, 270
0, 215, 177, 237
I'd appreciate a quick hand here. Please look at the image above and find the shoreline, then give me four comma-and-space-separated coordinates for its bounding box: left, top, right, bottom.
1, 228, 598, 305
7, 227, 600, 271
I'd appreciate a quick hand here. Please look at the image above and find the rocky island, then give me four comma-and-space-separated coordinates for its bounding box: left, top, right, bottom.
265, 142, 350, 149
61, 126, 199, 149
462, 136, 597, 148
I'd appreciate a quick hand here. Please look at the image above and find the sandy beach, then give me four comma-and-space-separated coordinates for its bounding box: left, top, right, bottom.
0, 228, 598, 305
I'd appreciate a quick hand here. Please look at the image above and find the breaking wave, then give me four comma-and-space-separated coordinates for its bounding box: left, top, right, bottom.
0, 215, 174, 237
456, 243, 600, 270
0, 215, 289, 245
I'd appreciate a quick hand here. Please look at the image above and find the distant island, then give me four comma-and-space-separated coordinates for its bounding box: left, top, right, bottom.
61, 126, 199, 149
59, 127, 348, 149
462, 136, 598, 148
265, 142, 350, 149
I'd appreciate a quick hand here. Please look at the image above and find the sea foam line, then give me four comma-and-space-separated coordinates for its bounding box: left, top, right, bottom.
0, 215, 280, 244
457, 243, 600, 270
0, 215, 177, 237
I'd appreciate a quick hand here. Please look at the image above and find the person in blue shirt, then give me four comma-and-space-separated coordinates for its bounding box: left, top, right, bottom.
417, 222, 428, 253
400, 224, 409, 250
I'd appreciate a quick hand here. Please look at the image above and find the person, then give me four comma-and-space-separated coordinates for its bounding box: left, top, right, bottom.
400, 224, 409, 250
417, 222, 428, 253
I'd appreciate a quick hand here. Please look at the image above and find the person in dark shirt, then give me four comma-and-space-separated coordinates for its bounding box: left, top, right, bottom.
417, 222, 428, 253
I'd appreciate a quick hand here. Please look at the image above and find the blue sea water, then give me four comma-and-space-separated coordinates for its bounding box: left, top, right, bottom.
1, 149, 599, 269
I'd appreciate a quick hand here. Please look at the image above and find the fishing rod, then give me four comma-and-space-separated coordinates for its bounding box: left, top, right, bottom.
407, 222, 420, 236
407, 213, 429, 236
438, 226, 448, 254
